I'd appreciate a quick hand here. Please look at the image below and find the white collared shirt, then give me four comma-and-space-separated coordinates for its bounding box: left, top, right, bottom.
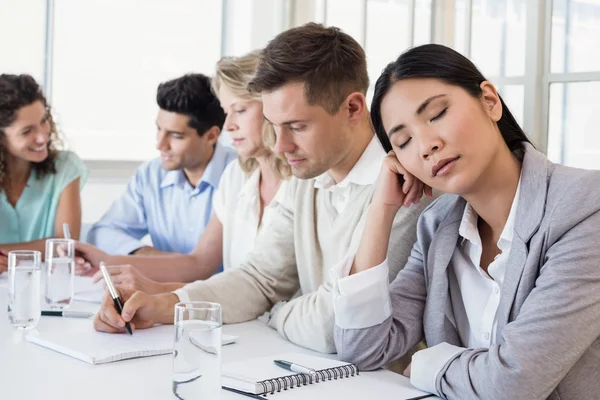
313, 135, 384, 214
212, 161, 288, 271
448, 178, 520, 348
331, 178, 521, 395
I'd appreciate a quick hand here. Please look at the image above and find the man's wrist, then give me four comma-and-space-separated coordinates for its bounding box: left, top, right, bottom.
154, 293, 179, 324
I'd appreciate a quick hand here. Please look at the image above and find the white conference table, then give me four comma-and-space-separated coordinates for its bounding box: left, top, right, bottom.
0, 275, 430, 400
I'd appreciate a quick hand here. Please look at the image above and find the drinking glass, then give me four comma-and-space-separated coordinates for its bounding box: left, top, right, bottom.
7, 250, 42, 329
173, 301, 222, 399
44, 238, 75, 308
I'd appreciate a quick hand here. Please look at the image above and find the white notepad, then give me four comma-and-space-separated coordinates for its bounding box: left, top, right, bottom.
72, 276, 104, 304
26, 325, 238, 365
223, 352, 431, 399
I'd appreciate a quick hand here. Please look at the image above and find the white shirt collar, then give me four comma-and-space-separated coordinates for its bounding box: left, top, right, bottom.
459, 176, 522, 251
314, 135, 385, 190
238, 167, 261, 200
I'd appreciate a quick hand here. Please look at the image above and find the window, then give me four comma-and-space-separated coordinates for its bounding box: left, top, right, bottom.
51, 0, 223, 161
366, 0, 412, 89
464, 0, 527, 125
0, 0, 47, 84
547, 0, 600, 168
323, 0, 434, 101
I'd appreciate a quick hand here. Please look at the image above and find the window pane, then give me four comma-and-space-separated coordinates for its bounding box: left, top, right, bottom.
366, 0, 411, 86
547, 81, 600, 168
413, 0, 432, 46
51, 0, 223, 161
501, 84, 524, 127
551, 0, 600, 73
326, 0, 364, 44
0, 0, 46, 83
454, 0, 469, 55
471, 0, 526, 78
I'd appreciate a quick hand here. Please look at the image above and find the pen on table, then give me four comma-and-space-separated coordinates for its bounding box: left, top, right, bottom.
274, 359, 316, 376
63, 223, 71, 240
42, 310, 95, 318
222, 386, 265, 399
100, 262, 133, 335
405, 394, 436, 400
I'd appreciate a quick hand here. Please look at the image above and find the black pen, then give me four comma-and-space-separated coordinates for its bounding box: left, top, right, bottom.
405, 394, 436, 400
222, 386, 264, 399
42, 310, 94, 318
100, 262, 132, 335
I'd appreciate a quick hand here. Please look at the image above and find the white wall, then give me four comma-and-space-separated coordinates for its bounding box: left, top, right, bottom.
81, 160, 140, 224
81, 181, 128, 224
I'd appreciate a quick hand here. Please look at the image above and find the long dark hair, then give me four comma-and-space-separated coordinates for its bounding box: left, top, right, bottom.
371, 44, 531, 157
0, 74, 62, 191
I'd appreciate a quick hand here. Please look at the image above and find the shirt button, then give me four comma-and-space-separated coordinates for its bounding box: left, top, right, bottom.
483, 332, 490, 341
494, 286, 500, 295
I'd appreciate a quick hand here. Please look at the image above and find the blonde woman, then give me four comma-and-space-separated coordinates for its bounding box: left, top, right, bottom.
76, 51, 291, 293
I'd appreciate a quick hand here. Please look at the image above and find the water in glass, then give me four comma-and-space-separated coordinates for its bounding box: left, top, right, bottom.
45, 256, 75, 308
8, 264, 41, 329
172, 320, 222, 399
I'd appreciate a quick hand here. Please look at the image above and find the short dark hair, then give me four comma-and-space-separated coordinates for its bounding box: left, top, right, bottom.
0, 74, 61, 191
156, 73, 225, 136
248, 23, 369, 115
371, 44, 531, 158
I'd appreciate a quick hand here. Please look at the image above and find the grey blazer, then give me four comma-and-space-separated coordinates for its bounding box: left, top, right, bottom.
335, 143, 600, 400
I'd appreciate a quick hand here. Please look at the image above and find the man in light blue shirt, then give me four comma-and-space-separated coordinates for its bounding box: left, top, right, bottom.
87, 74, 236, 258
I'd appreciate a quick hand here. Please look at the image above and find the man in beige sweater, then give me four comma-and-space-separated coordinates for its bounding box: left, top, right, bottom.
93, 23, 431, 353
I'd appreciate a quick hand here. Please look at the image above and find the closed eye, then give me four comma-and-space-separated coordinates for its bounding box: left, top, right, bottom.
431, 107, 447, 122
398, 137, 411, 150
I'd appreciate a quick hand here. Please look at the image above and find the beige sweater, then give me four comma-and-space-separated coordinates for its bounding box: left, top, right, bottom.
175, 142, 430, 353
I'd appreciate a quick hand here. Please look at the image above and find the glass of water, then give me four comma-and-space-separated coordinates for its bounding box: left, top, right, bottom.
44, 238, 75, 309
7, 250, 42, 329
173, 301, 222, 399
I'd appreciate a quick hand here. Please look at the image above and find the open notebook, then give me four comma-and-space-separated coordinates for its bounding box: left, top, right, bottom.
26, 325, 238, 365
222, 352, 431, 398
72, 276, 105, 304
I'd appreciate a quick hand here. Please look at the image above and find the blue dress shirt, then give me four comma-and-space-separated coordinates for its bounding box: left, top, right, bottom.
87, 142, 236, 258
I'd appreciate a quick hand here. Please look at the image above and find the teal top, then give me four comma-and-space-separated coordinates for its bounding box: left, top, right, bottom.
0, 151, 88, 244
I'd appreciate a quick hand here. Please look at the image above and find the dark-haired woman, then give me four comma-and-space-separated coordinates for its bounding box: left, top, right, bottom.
0, 74, 87, 272
332, 44, 600, 399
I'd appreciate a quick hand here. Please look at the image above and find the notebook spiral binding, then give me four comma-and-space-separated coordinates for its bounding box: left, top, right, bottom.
258, 364, 359, 396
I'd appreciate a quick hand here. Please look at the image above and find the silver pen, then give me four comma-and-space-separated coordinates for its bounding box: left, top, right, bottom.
274, 359, 317, 375
63, 223, 71, 240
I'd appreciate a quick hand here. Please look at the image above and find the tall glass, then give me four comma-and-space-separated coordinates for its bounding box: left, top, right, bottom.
44, 238, 75, 308
7, 250, 42, 329
173, 301, 222, 399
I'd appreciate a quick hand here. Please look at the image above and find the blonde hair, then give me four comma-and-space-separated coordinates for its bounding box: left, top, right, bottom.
213, 51, 291, 179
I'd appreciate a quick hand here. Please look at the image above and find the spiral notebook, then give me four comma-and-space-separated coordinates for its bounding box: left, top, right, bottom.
223, 352, 360, 396
223, 352, 432, 399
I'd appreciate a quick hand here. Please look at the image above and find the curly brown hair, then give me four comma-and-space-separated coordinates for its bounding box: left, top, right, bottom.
0, 74, 62, 192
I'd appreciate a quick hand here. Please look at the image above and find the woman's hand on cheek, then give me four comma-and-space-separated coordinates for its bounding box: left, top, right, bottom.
373, 151, 432, 210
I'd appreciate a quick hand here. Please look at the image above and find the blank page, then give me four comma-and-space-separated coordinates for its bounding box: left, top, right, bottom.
27, 324, 174, 364
270, 371, 434, 399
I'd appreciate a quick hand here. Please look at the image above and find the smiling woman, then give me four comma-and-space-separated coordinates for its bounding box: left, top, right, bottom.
0, 74, 88, 260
